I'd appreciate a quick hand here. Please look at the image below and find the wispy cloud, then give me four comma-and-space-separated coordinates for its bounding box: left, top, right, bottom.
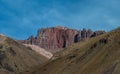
0, 0, 120, 39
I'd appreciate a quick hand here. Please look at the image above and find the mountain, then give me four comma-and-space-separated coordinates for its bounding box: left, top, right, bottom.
0, 35, 50, 74
20, 26, 105, 53
24, 27, 120, 74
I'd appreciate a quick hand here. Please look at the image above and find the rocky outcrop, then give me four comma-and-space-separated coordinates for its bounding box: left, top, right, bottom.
20, 26, 105, 53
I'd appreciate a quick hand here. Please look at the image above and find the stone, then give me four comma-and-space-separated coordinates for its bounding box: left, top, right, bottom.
19, 26, 105, 53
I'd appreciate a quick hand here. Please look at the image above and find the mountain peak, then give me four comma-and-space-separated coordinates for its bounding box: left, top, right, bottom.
20, 26, 105, 53
0, 34, 6, 43
55, 26, 67, 29
0, 34, 5, 36
0, 35, 50, 74
25, 27, 120, 74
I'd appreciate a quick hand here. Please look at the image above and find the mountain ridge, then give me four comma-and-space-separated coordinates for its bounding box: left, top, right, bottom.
24, 27, 120, 74
20, 26, 105, 53
0, 35, 50, 74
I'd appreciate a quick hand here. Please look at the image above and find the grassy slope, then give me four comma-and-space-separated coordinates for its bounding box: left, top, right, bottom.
0, 36, 48, 74
25, 27, 120, 74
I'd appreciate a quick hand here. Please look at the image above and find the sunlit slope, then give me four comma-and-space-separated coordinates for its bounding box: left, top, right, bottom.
26, 27, 120, 74
24, 44, 53, 59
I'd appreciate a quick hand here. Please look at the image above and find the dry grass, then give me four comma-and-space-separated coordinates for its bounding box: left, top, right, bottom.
25, 27, 120, 74
0, 36, 49, 74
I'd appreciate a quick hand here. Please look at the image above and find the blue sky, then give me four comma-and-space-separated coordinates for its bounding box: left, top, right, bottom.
0, 0, 120, 40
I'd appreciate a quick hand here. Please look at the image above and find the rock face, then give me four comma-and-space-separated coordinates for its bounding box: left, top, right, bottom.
20, 26, 105, 53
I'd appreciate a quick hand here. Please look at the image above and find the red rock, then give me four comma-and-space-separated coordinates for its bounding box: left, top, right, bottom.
19, 26, 105, 53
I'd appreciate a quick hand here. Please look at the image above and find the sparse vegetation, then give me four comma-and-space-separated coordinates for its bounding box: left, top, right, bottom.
24, 27, 120, 74
0, 35, 50, 74
7, 47, 16, 56
0, 45, 3, 49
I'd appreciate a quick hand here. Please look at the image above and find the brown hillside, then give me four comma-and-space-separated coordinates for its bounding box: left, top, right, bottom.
25, 27, 120, 74
20, 27, 105, 53
0, 35, 49, 74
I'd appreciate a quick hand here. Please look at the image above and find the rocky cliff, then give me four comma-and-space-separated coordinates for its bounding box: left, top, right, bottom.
20, 26, 105, 53
24, 27, 120, 74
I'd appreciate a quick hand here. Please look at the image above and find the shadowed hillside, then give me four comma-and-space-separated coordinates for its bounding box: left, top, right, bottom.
24, 27, 120, 74
0, 35, 49, 74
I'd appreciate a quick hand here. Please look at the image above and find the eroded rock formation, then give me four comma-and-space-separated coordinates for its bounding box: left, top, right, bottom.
20, 26, 105, 53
